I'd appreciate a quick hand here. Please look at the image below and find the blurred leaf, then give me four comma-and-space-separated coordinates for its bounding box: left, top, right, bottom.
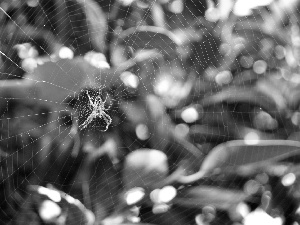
88, 153, 122, 221
0, 79, 39, 106
142, 94, 203, 167
200, 140, 300, 173
231, 70, 259, 86
120, 100, 148, 126
201, 86, 283, 118
255, 78, 288, 116
199, 105, 278, 140
189, 30, 222, 73
189, 124, 235, 144
116, 26, 180, 57
123, 149, 169, 190
267, 74, 300, 110
288, 132, 300, 142
80, 0, 108, 53
192, 79, 220, 99
144, 94, 170, 151
200, 105, 234, 127
287, 88, 300, 110
25, 58, 99, 109
233, 126, 286, 140
174, 185, 247, 210
12, 185, 94, 225
172, 28, 203, 46
54, 0, 98, 55
24, 56, 144, 109
189, 124, 285, 146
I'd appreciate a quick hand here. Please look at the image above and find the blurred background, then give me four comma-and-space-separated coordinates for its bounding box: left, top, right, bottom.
2, 0, 300, 224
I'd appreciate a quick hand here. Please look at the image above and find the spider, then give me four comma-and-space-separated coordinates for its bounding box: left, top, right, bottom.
78, 90, 112, 131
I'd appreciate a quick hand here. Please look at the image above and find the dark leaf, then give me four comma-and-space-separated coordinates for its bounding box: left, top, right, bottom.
81, 0, 108, 53
88, 154, 122, 221
201, 86, 283, 118
255, 77, 288, 116
200, 140, 300, 173
174, 186, 247, 210
12, 185, 94, 225
189, 124, 235, 144
144, 94, 170, 151
117, 26, 180, 57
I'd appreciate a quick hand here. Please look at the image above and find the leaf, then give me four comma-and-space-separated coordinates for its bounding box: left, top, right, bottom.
200, 140, 300, 173
189, 31, 222, 72
24, 58, 126, 109
24, 58, 98, 109
23, 50, 164, 110
263, 74, 300, 110
78, 0, 108, 53
255, 77, 288, 116
200, 105, 235, 127
189, 124, 284, 146
150, 2, 167, 29
123, 149, 169, 190
189, 124, 235, 144
201, 86, 283, 118
53, 0, 98, 55
13, 185, 94, 225
119, 100, 148, 126
0, 51, 162, 110
142, 95, 203, 166
288, 132, 300, 142
88, 154, 122, 221
231, 70, 260, 86
233, 22, 287, 45
144, 94, 170, 151
0, 79, 39, 105
117, 26, 180, 57
232, 126, 286, 140
174, 185, 247, 210
172, 27, 203, 45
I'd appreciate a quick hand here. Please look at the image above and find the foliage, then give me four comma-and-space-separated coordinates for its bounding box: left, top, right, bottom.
1, 0, 300, 225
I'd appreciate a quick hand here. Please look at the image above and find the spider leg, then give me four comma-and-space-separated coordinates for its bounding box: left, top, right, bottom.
86, 90, 96, 108
79, 113, 96, 130
102, 112, 112, 131
103, 94, 108, 103
78, 120, 88, 130
103, 112, 112, 124
103, 94, 113, 111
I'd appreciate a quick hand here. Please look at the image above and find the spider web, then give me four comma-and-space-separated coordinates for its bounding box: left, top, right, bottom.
0, 0, 299, 224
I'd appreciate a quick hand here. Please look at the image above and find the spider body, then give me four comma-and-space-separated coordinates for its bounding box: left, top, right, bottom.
78, 90, 112, 131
